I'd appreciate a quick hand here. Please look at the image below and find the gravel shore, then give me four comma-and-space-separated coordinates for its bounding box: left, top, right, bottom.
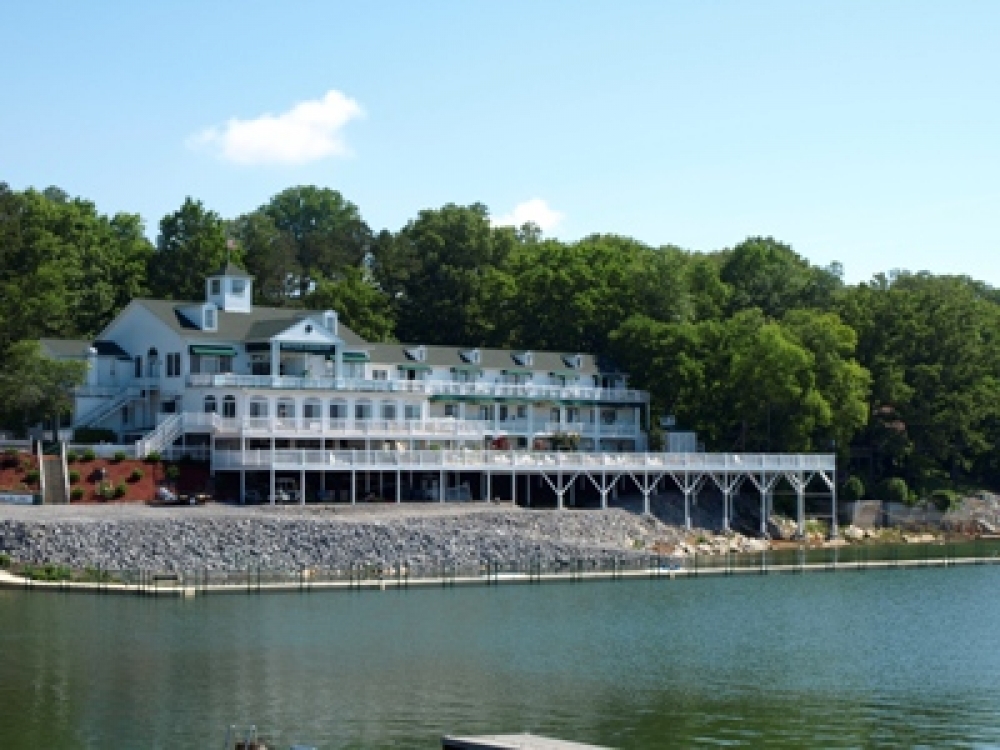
0, 502, 691, 574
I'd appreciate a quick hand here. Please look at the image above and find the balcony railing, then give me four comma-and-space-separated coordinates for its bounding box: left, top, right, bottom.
174, 412, 644, 440
211, 449, 836, 472
186, 373, 647, 403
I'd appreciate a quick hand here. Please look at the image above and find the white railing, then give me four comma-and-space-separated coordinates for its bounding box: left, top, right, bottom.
197, 415, 493, 438
66, 443, 138, 459
542, 421, 638, 437
211, 449, 836, 472
186, 373, 647, 403
135, 413, 184, 457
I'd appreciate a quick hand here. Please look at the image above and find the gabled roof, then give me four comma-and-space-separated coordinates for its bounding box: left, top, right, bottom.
40, 339, 90, 359
210, 262, 253, 279
132, 299, 366, 346
363, 343, 601, 376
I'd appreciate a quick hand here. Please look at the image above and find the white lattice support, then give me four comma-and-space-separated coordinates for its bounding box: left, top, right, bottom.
709, 473, 745, 534
540, 471, 581, 510
627, 470, 666, 516
669, 471, 707, 531
811, 468, 838, 538
744, 472, 784, 537
582, 470, 622, 510
784, 471, 807, 537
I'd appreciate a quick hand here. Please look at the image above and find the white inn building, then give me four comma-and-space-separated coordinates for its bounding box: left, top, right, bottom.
40, 264, 836, 532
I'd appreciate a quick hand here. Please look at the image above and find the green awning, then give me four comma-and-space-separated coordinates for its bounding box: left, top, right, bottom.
398, 363, 432, 371
451, 364, 483, 373
189, 345, 237, 356
280, 342, 336, 354
502, 368, 533, 375
549, 369, 581, 377
342, 351, 370, 362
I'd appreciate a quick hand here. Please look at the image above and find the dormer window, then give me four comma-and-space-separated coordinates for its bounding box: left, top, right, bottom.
405, 345, 427, 362
562, 353, 583, 369
232, 279, 246, 296
324, 311, 338, 334
460, 349, 481, 364
210, 279, 221, 296
513, 351, 533, 367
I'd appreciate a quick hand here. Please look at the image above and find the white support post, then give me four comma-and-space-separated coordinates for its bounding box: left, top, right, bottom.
642, 488, 650, 516
796, 474, 805, 538
351, 465, 356, 505
557, 471, 563, 509
683, 487, 693, 531
239, 470, 246, 505
830, 476, 839, 539
439, 469, 445, 503
300, 465, 305, 505
526, 473, 532, 506
486, 470, 491, 503
396, 469, 401, 504
512, 470, 517, 507
601, 470, 607, 509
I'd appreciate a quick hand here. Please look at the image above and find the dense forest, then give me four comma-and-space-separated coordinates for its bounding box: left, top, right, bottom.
3, 182, 1000, 497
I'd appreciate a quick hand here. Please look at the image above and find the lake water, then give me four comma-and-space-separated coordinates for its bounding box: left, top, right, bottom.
2, 566, 999, 749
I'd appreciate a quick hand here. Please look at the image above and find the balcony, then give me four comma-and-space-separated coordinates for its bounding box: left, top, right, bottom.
185, 373, 648, 403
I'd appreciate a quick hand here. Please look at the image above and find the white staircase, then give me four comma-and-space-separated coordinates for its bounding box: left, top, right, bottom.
73, 388, 138, 429
136, 413, 184, 458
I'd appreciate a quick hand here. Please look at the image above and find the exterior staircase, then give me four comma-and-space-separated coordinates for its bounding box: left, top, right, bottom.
73, 388, 137, 430
42, 454, 68, 504
136, 413, 184, 459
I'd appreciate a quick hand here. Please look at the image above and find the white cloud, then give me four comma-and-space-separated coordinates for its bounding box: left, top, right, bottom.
187, 89, 363, 165
493, 198, 565, 232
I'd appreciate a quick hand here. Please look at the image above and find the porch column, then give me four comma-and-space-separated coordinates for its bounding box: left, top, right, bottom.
270, 341, 280, 380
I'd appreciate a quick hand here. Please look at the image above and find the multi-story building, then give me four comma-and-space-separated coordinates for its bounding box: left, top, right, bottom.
40, 263, 835, 531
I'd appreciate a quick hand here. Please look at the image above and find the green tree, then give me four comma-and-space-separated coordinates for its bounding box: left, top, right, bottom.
303, 267, 395, 342
229, 210, 300, 306
262, 186, 371, 298
0, 341, 87, 440
149, 198, 231, 300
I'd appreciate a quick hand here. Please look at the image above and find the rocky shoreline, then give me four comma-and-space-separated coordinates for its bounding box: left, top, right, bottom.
0, 503, 702, 574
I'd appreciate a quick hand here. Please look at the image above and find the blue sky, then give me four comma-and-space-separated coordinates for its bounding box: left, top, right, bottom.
3, 1, 998, 285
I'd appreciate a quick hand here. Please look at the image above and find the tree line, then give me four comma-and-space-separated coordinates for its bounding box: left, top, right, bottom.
2, 181, 999, 495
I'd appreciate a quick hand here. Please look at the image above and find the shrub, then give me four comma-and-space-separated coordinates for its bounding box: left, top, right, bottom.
930, 489, 960, 512
129, 468, 143, 483
98, 482, 115, 501
68, 470, 81, 484
72, 428, 117, 443
81, 448, 97, 462
841, 476, 865, 503
22, 563, 73, 582
165, 465, 180, 482
145, 451, 161, 464
24, 469, 40, 485
112, 451, 127, 463
875, 477, 909, 505
70, 487, 85, 501
114, 483, 127, 498
0, 553, 10, 568
66, 450, 79, 463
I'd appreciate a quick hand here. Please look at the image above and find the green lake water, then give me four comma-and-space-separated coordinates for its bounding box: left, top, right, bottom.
2, 565, 999, 748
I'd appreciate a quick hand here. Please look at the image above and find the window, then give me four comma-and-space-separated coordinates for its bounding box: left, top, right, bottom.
210, 279, 221, 295
222, 395, 236, 419
134, 356, 142, 378
551, 408, 561, 423
166, 353, 181, 378
517, 405, 527, 419
204, 396, 217, 413
277, 399, 295, 419
204, 307, 216, 330
444, 404, 458, 418
251, 356, 270, 375
355, 401, 372, 420
329, 401, 347, 420
372, 369, 388, 381
601, 409, 617, 425
122, 406, 129, 425
303, 399, 321, 420
567, 408, 579, 423
405, 404, 421, 421
498, 405, 509, 421
381, 402, 396, 420
479, 405, 494, 421
219, 355, 233, 374
232, 279, 245, 296
249, 398, 268, 418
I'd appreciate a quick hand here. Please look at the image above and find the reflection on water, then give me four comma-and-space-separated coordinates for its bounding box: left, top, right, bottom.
2, 566, 1000, 748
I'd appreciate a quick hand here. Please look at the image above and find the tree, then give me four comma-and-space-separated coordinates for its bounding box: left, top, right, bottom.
262, 186, 371, 298
149, 198, 231, 300
229, 211, 300, 306
388, 203, 515, 344
303, 268, 395, 342
0, 341, 86, 440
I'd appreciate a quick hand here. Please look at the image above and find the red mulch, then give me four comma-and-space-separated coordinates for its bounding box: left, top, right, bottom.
1, 451, 213, 504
